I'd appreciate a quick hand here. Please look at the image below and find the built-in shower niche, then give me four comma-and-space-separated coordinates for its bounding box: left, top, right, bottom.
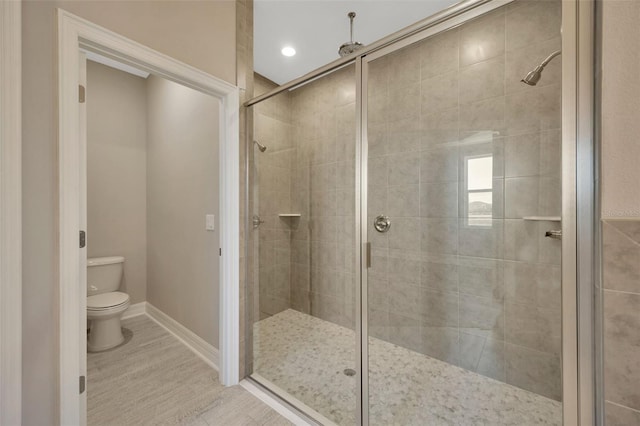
278, 214, 301, 231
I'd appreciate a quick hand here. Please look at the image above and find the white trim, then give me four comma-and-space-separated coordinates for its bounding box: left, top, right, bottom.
145, 303, 219, 370
0, 1, 22, 424
218, 73, 240, 387
77, 51, 88, 425
121, 302, 147, 320
83, 50, 150, 79
58, 10, 239, 425
240, 379, 314, 426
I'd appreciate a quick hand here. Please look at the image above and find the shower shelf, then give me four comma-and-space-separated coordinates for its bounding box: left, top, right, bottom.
523, 216, 561, 221
278, 213, 301, 217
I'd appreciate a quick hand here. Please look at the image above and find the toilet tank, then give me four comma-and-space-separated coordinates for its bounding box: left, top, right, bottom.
87, 256, 124, 296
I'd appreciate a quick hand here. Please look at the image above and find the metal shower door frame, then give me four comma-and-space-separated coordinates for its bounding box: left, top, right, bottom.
562, 1, 597, 424
244, 0, 596, 424
356, 3, 514, 421
356, 1, 596, 424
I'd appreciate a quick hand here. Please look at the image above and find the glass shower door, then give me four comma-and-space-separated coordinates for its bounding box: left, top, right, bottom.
363, 1, 563, 424
249, 67, 359, 425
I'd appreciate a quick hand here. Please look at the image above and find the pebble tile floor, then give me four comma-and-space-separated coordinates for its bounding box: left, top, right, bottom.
253, 309, 562, 426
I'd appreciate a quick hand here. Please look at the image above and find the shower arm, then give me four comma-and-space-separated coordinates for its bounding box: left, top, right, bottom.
539, 50, 561, 69
348, 12, 356, 43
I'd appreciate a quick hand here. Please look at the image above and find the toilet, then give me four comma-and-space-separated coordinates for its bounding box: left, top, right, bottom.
86, 256, 130, 352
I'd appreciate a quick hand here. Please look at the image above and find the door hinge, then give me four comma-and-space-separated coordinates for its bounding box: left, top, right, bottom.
219, 248, 222, 256
365, 242, 371, 268
79, 375, 86, 394
79, 85, 86, 103
79, 230, 86, 248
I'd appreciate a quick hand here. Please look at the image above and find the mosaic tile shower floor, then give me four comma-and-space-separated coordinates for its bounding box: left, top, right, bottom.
254, 309, 561, 426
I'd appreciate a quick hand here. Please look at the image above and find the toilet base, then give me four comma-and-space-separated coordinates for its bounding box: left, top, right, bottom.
88, 316, 125, 352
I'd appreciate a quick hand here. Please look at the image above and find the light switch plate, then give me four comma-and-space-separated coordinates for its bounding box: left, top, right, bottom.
206, 214, 215, 231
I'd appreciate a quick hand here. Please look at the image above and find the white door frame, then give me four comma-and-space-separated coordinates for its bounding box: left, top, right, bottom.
57, 10, 240, 425
0, 1, 22, 424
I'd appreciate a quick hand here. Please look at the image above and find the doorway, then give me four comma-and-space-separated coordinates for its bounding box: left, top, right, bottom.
57, 10, 240, 425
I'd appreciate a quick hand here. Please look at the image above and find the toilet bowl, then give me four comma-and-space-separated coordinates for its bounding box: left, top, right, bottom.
87, 256, 130, 352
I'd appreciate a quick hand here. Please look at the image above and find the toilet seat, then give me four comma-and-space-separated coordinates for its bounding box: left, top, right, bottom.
87, 291, 130, 311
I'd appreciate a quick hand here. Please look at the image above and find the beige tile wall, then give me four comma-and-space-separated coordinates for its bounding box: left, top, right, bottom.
288, 65, 358, 329
602, 220, 640, 423
252, 66, 357, 326
364, 1, 562, 400
254, 75, 296, 318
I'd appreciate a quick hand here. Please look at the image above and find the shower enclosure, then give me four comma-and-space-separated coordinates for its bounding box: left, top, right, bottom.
245, 0, 577, 424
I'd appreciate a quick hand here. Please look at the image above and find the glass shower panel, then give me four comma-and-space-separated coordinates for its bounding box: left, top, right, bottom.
249, 67, 358, 425
365, 1, 563, 424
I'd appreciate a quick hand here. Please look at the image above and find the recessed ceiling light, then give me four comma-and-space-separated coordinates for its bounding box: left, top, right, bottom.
281, 46, 296, 57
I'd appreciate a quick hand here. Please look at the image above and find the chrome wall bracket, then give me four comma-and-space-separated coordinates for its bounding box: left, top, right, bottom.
545, 229, 562, 240
252, 215, 265, 228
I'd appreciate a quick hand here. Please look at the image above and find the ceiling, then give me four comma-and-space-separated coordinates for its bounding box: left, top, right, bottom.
254, 0, 460, 85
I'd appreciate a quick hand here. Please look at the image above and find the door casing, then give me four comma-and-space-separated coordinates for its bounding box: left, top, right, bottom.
57, 10, 240, 425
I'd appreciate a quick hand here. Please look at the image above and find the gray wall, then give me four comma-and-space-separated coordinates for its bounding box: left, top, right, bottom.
87, 61, 148, 305
22, 2, 235, 422
601, 0, 640, 219
601, 1, 640, 424
87, 65, 221, 344
146, 75, 220, 347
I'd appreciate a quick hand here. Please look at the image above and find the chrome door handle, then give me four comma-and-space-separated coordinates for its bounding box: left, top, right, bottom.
374, 215, 391, 233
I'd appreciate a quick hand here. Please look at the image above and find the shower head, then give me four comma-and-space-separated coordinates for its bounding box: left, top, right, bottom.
521, 50, 561, 86
521, 65, 544, 86
338, 12, 365, 58
254, 140, 267, 152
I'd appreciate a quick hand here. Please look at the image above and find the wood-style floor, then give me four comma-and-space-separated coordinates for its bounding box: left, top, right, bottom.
87, 315, 292, 426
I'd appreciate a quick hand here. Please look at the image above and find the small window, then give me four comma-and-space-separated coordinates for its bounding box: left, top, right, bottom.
465, 155, 493, 227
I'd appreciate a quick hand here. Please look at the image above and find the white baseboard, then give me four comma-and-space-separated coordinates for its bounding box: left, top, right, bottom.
145, 302, 219, 371
240, 379, 314, 426
121, 301, 146, 320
